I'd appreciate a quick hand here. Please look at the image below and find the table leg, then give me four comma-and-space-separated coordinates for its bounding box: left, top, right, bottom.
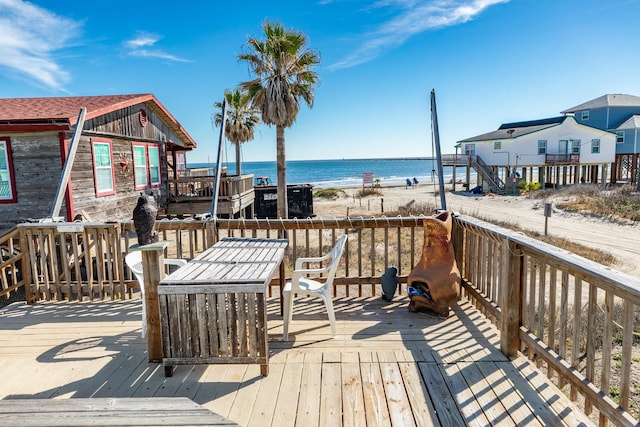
260, 364, 269, 376
279, 262, 285, 316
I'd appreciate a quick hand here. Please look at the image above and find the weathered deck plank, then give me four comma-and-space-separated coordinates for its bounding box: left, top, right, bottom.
0, 397, 238, 426
0, 296, 595, 426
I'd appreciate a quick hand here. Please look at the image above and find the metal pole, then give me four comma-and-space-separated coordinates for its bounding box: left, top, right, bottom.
431, 89, 447, 211
210, 100, 227, 219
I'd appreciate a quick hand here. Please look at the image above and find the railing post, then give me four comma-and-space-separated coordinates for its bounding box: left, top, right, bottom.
500, 238, 522, 357
17, 226, 35, 304
130, 241, 170, 363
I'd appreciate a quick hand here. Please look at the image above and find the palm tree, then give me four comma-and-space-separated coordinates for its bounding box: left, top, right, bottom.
239, 21, 320, 218
213, 88, 260, 175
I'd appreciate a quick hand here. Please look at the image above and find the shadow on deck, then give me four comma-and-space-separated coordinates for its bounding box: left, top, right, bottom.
0, 296, 593, 426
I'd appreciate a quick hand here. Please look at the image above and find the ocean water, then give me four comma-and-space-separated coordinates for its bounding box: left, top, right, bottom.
188, 158, 470, 188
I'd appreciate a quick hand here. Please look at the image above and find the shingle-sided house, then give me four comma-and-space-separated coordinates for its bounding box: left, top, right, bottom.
0, 94, 196, 231
561, 94, 640, 183
457, 115, 615, 192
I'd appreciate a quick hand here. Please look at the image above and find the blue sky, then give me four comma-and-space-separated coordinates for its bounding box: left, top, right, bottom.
2, 0, 640, 164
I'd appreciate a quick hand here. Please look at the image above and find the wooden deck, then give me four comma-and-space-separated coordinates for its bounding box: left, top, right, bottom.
0, 295, 594, 427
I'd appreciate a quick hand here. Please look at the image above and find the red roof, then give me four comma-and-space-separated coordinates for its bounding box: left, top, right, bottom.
0, 94, 196, 148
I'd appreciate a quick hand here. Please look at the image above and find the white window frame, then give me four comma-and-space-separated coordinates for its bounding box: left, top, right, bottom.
91, 138, 116, 197
581, 110, 589, 120
538, 140, 547, 155
616, 131, 624, 144
571, 139, 581, 154
132, 142, 161, 190
493, 141, 501, 150
148, 145, 161, 186
591, 139, 600, 154
132, 143, 148, 190
0, 137, 16, 203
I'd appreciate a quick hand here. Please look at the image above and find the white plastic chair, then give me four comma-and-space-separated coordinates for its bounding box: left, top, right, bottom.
125, 251, 187, 338
283, 234, 348, 340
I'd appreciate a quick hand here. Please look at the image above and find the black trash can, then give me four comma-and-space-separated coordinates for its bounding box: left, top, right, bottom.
254, 184, 314, 219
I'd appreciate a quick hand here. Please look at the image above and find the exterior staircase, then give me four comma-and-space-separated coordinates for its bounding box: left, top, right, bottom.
470, 155, 507, 195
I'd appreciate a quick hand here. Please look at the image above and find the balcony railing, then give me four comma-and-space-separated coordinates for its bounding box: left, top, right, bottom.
545, 154, 580, 164
3, 215, 640, 425
166, 174, 255, 217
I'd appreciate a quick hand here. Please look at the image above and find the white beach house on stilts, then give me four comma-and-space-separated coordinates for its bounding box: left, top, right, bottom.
457, 116, 616, 193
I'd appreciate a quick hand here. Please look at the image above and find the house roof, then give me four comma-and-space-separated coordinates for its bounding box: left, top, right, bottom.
616, 115, 640, 130
458, 116, 567, 143
561, 94, 640, 114
0, 94, 196, 149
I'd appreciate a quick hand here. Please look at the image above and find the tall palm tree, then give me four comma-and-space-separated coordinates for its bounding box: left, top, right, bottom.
213, 88, 260, 175
239, 21, 320, 218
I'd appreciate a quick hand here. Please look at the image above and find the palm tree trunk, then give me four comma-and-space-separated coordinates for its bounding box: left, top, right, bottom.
276, 124, 288, 218
235, 142, 241, 175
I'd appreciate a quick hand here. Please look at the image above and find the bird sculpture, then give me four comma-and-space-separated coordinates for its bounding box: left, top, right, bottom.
133, 192, 158, 245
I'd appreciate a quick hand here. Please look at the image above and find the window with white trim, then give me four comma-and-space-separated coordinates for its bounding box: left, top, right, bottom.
571, 139, 581, 154
581, 110, 589, 120
616, 131, 624, 144
132, 143, 148, 189
591, 139, 600, 154
91, 138, 115, 196
538, 140, 547, 155
148, 145, 161, 186
132, 142, 161, 190
0, 137, 16, 202
493, 141, 501, 150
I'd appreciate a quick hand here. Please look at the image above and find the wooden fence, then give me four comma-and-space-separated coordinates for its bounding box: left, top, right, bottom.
13, 217, 426, 303
0, 227, 23, 301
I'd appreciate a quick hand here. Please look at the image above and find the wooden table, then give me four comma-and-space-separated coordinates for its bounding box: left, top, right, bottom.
158, 237, 288, 377
0, 397, 239, 426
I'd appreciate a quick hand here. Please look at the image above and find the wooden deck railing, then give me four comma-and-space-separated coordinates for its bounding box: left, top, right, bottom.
4, 215, 640, 425
0, 227, 24, 300
545, 153, 581, 164
167, 174, 254, 200
453, 214, 639, 426
12, 217, 426, 303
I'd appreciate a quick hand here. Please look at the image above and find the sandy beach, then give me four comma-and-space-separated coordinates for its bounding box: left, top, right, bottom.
313, 183, 640, 279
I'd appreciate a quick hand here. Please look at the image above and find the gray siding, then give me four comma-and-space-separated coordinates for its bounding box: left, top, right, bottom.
69, 136, 167, 222
85, 102, 184, 145
0, 132, 64, 228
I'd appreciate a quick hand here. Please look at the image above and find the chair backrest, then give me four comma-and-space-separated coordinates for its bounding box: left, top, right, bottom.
124, 251, 144, 288
325, 234, 348, 283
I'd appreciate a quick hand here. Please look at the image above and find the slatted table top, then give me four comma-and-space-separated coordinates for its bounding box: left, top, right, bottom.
0, 397, 239, 426
160, 237, 288, 286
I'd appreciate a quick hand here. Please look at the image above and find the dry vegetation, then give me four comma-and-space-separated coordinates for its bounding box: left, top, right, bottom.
531, 183, 640, 222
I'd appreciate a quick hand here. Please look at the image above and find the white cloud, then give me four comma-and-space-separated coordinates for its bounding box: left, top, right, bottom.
124, 32, 190, 62
0, 0, 81, 90
330, 0, 510, 70
125, 33, 160, 49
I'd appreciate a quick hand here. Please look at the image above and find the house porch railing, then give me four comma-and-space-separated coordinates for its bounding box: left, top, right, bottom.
545, 153, 580, 164
2, 215, 640, 425
167, 173, 254, 201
